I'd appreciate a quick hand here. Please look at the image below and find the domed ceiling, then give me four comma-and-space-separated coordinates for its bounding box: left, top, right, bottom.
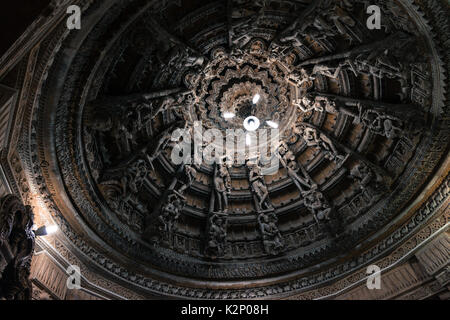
17, 0, 449, 298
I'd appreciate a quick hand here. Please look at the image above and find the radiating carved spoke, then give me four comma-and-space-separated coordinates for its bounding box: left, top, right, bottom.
226, 0, 233, 48
297, 123, 392, 183
299, 31, 412, 67
101, 124, 178, 174
229, 3, 266, 50
277, 143, 340, 235
308, 93, 424, 139
146, 15, 207, 68
270, 0, 323, 48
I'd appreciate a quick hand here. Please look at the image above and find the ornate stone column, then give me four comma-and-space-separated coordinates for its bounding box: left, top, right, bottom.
0, 194, 35, 300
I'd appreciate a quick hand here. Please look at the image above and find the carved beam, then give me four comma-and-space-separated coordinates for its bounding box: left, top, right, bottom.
298, 31, 410, 67
317, 93, 423, 116
146, 15, 207, 60
226, 0, 233, 48
301, 123, 391, 180
270, 0, 323, 47
90, 88, 184, 108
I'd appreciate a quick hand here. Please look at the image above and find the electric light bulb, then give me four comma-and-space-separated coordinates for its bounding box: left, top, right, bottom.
223, 112, 235, 119
246, 133, 252, 146
266, 120, 279, 129
252, 94, 261, 104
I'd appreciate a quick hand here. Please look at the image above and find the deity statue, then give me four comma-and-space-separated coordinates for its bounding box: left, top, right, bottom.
350, 162, 385, 197
302, 185, 341, 236
206, 212, 228, 258
277, 143, 313, 190
158, 192, 184, 233
121, 160, 149, 200
358, 108, 403, 139
248, 162, 271, 210
178, 164, 197, 195
302, 186, 332, 225
295, 93, 338, 115
296, 126, 346, 163
257, 211, 284, 255
213, 162, 232, 213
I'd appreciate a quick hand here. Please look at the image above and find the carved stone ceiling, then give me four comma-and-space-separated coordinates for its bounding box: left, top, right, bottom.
16, 0, 449, 298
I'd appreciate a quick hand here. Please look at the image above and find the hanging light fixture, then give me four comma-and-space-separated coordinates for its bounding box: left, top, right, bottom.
243, 116, 260, 131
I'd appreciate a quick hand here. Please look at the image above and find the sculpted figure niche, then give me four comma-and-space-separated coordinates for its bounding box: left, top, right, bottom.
357, 108, 403, 140
206, 160, 232, 258
247, 162, 271, 211
350, 163, 386, 198
246, 160, 285, 255
205, 212, 228, 258
178, 164, 197, 195
257, 211, 284, 256
277, 142, 313, 191
213, 162, 232, 213
277, 142, 341, 237
303, 186, 341, 237
158, 192, 184, 233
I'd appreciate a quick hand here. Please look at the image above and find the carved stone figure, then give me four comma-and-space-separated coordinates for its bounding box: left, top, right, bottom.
297, 126, 346, 163
0, 195, 35, 300
87, 106, 137, 154
302, 186, 341, 236
158, 192, 184, 233
277, 143, 312, 190
213, 162, 231, 213
287, 68, 315, 98
165, 45, 205, 71
205, 212, 228, 258
302, 187, 332, 224
121, 160, 149, 199
358, 108, 403, 139
258, 211, 284, 255
312, 62, 347, 79
350, 163, 385, 197
279, 30, 306, 49
327, 2, 361, 43
248, 163, 271, 210
296, 94, 324, 113
134, 102, 155, 137
178, 164, 197, 195
145, 131, 172, 171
